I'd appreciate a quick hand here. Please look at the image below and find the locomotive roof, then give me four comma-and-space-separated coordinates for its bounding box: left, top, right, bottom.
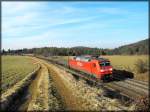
97, 57, 109, 61
74, 56, 109, 62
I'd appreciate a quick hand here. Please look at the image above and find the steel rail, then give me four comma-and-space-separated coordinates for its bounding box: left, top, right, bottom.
112, 77, 148, 91
128, 79, 148, 86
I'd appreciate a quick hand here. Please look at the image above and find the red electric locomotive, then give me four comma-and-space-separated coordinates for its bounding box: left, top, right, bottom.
68, 55, 113, 80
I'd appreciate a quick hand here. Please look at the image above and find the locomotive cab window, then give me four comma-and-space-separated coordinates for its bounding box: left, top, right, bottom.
99, 62, 110, 66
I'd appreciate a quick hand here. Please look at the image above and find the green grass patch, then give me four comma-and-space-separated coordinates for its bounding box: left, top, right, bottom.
2, 55, 38, 93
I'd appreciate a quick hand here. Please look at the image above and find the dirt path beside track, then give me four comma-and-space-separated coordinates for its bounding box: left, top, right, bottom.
22, 58, 65, 111
23, 63, 49, 111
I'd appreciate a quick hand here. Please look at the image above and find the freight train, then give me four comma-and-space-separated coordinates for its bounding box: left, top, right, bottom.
68, 55, 113, 80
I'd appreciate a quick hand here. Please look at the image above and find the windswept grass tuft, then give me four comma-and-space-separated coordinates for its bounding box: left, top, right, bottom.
134, 59, 149, 73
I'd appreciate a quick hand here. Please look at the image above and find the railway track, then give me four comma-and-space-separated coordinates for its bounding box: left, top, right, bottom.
40, 57, 148, 101
109, 77, 149, 96
128, 79, 148, 86
123, 79, 148, 90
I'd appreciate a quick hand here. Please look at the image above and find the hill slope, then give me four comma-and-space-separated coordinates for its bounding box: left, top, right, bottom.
112, 38, 149, 55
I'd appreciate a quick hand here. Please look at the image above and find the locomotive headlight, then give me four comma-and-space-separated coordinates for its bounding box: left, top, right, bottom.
100, 69, 104, 72
109, 68, 113, 71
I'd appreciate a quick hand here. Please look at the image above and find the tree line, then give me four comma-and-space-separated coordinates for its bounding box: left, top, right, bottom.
1, 38, 148, 56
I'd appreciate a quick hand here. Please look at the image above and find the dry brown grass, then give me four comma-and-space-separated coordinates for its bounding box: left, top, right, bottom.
134, 72, 149, 82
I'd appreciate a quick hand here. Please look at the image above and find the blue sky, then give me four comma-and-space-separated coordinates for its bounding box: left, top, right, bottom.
2, 2, 148, 50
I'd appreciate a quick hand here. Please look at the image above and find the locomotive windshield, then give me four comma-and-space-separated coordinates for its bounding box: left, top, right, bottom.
99, 62, 110, 66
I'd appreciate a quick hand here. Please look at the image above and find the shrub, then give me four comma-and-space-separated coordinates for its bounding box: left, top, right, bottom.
134, 59, 148, 73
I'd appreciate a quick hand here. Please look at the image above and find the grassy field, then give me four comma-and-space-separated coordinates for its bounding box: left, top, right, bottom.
102, 55, 149, 81
102, 55, 148, 71
2, 55, 38, 93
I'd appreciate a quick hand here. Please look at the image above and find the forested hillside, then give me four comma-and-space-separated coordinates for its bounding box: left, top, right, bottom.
112, 38, 149, 55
